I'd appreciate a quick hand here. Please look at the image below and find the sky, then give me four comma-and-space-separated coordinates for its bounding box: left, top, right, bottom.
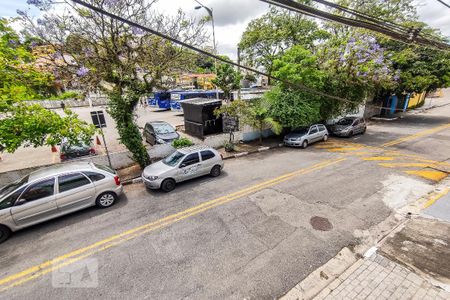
1, 0, 449, 59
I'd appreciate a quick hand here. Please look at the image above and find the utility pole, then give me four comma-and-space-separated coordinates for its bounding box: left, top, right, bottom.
194, 0, 219, 100
237, 46, 241, 100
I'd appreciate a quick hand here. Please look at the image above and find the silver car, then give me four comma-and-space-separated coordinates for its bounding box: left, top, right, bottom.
0, 162, 123, 243
142, 146, 224, 192
284, 124, 329, 148
330, 117, 367, 137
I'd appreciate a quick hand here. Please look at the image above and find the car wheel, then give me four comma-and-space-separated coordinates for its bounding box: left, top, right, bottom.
161, 178, 176, 192
0, 225, 11, 244
362, 127, 366, 134
302, 140, 308, 149
210, 165, 222, 177
96, 192, 117, 208
323, 134, 328, 142
347, 131, 354, 138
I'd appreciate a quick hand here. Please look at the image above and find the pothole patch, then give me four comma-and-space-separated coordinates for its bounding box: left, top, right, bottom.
310, 216, 333, 231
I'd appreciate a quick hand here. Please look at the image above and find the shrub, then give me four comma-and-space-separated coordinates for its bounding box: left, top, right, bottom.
172, 137, 194, 149
224, 140, 235, 152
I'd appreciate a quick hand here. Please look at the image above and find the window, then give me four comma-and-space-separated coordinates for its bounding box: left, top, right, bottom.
318, 125, 326, 132
181, 153, 200, 167
353, 119, 360, 126
21, 179, 55, 202
163, 151, 185, 167
201, 150, 215, 161
309, 126, 318, 134
0, 187, 25, 209
94, 163, 115, 174
83, 172, 105, 182
58, 173, 91, 193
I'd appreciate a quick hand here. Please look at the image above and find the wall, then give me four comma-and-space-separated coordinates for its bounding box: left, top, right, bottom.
0, 144, 174, 187
24, 97, 108, 109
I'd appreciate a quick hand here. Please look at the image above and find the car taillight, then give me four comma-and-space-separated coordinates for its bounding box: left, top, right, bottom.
60, 153, 66, 160
89, 148, 96, 154
114, 175, 121, 186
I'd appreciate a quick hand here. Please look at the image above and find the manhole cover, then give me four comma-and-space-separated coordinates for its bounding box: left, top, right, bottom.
310, 216, 333, 231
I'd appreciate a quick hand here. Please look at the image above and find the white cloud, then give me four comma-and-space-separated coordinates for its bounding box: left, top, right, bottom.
2, 0, 448, 59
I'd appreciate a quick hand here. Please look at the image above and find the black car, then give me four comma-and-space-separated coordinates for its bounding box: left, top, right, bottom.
60, 142, 97, 161
143, 121, 180, 145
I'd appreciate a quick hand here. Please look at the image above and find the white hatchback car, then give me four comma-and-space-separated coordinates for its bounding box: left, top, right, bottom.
142, 146, 224, 192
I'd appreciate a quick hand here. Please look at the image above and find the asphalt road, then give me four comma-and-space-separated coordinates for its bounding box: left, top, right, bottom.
0, 102, 450, 299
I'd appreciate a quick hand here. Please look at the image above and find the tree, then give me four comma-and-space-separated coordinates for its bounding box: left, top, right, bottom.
0, 18, 95, 152
239, 7, 328, 82
0, 18, 54, 100
21, 0, 208, 168
241, 98, 282, 145
211, 63, 241, 100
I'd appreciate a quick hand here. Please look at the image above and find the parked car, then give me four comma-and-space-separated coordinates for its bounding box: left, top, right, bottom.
142, 146, 224, 192
143, 121, 180, 145
0, 162, 123, 244
329, 117, 366, 137
284, 124, 329, 148
60, 141, 96, 161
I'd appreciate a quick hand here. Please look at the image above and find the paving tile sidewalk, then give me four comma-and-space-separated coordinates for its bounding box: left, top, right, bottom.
314, 253, 450, 300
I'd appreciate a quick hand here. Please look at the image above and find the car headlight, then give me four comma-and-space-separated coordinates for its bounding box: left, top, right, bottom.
156, 138, 165, 144
146, 175, 158, 181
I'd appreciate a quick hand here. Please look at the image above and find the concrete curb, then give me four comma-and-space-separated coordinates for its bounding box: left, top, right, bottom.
280, 247, 357, 300
122, 143, 285, 185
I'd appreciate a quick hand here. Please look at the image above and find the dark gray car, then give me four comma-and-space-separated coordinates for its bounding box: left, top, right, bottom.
330, 117, 367, 137
143, 121, 180, 145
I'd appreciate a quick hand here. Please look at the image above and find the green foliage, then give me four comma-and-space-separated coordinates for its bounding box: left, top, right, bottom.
241, 98, 282, 145
223, 140, 235, 152
211, 63, 242, 99
108, 90, 150, 168
48, 91, 83, 100
22, 1, 208, 167
0, 101, 96, 152
239, 7, 328, 79
0, 19, 55, 101
172, 137, 194, 149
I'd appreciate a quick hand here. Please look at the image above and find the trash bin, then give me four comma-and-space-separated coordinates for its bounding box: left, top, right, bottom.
181, 98, 223, 139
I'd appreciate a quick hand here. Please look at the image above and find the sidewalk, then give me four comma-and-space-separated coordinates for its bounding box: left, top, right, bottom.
313, 253, 449, 300
282, 179, 450, 300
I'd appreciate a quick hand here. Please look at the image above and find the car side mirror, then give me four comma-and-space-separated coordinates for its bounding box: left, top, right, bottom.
15, 198, 27, 206
179, 163, 186, 168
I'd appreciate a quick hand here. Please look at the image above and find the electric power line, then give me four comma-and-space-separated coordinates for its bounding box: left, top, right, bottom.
261, 0, 450, 51
70, 0, 422, 113
436, 0, 450, 9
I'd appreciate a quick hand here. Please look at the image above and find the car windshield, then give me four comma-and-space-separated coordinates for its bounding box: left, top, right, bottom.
0, 175, 29, 199
337, 118, 354, 126
154, 123, 175, 134
292, 128, 309, 135
163, 151, 185, 167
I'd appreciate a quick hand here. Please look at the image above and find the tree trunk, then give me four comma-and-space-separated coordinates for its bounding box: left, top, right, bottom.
108, 90, 151, 169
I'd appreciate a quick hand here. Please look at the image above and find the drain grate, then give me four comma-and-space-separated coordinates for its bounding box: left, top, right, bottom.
310, 216, 333, 231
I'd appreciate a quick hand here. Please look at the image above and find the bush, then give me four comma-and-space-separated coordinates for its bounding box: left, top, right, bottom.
48, 91, 82, 100
172, 137, 194, 149
224, 140, 235, 152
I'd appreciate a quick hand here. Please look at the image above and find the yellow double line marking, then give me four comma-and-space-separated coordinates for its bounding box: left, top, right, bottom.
381, 123, 450, 147
0, 157, 345, 292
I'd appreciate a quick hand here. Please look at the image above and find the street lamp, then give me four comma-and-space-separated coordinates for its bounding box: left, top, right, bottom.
194, 0, 219, 100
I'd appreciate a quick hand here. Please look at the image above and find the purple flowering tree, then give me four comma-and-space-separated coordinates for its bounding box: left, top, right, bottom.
20, 0, 208, 167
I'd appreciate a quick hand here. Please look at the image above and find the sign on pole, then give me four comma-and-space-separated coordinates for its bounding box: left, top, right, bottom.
90, 110, 112, 168
90, 111, 107, 128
